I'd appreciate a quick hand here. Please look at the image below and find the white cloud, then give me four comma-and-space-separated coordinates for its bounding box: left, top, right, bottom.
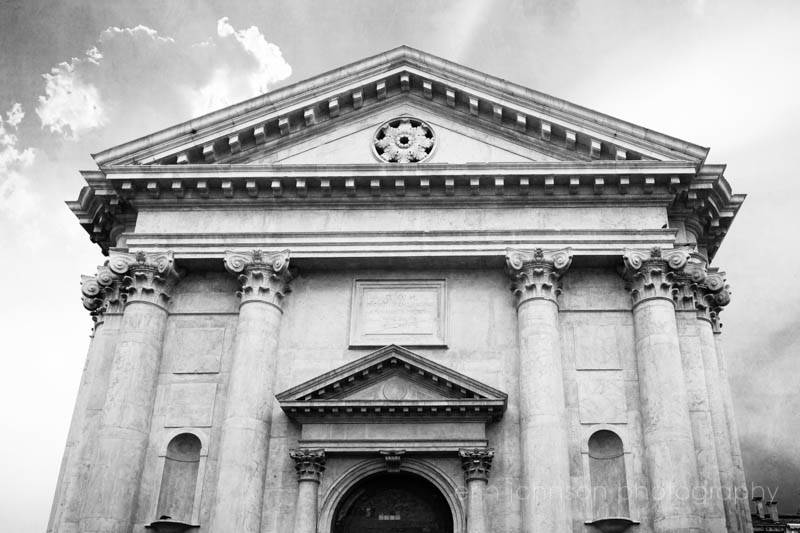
216, 17, 292, 93
0, 103, 37, 220
35, 19, 292, 142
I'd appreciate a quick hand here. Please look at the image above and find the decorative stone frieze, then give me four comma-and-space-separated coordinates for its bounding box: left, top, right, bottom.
459, 448, 494, 482
80, 265, 123, 321
505, 247, 573, 306
622, 247, 692, 306
107, 251, 182, 309
289, 449, 326, 483
223, 249, 292, 308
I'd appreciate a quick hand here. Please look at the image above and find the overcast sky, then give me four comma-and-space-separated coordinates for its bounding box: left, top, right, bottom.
1, 1, 799, 531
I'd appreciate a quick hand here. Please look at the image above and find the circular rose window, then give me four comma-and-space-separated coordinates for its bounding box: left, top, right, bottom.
373, 117, 436, 163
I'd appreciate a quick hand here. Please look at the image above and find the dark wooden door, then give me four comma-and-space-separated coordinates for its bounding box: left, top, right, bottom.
333, 473, 453, 533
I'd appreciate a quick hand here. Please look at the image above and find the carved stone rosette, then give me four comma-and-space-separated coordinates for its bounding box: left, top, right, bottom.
289, 449, 326, 483
80, 264, 123, 322
505, 248, 573, 306
459, 448, 495, 483
224, 249, 292, 308
107, 251, 182, 309
622, 247, 691, 306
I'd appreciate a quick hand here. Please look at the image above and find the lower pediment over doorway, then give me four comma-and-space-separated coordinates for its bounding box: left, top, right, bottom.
276, 345, 507, 453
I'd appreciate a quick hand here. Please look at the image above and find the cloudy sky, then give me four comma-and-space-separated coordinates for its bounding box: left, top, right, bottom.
1, 0, 799, 530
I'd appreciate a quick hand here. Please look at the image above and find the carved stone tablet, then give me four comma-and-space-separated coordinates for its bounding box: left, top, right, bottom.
349, 280, 446, 347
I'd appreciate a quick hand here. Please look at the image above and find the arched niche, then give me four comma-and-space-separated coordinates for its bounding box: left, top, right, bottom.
318, 458, 465, 533
588, 429, 629, 519
154, 433, 202, 525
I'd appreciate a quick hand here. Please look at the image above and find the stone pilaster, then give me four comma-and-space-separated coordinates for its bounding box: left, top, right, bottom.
49, 267, 124, 533
622, 247, 703, 532
672, 260, 727, 533
290, 449, 326, 533
709, 276, 754, 533
460, 448, 494, 533
209, 250, 292, 533
80, 252, 181, 533
506, 247, 572, 533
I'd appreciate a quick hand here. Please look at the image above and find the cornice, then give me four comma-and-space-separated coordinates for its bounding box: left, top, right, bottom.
91, 46, 707, 167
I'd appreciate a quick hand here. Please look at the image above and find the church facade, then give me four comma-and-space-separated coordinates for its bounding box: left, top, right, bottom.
50, 47, 751, 533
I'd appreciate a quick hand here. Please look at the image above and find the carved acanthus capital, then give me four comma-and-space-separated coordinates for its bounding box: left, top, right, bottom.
81, 265, 123, 322
459, 447, 494, 483
622, 247, 692, 307
289, 448, 325, 483
671, 252, 709, 312
506, 248, 573, 306
108, 251, 183, 309
224, 249, 292, 308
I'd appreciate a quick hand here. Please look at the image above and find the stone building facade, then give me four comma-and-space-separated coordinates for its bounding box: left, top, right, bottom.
50, 47, 751, 533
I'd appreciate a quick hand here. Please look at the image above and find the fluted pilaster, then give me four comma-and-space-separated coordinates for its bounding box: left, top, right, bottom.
623, 248, 703, 532
209, 250, 292, 533
80, 252, 181, 533
290, 449, 325, 533
506, 247, 572, 533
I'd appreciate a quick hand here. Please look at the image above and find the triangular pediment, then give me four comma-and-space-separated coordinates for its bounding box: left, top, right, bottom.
91, 46, 708, 168
276, 345, 507, 422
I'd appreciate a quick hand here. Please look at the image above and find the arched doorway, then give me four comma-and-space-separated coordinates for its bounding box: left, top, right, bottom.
332, 472, 454, 533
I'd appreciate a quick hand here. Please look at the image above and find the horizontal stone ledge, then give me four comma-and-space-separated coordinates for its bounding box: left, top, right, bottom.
295, 441, 490, 453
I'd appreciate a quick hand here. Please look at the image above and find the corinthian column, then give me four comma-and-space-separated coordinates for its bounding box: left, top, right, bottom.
50, 267, 124, 533
672, 259, 727, 533
80, 252, 182, 533
209, 250, 292, 533
460, 448, 495, 533
622, 248, 702, 532
506, 247, 572, 533
289, 449, 325, 533
710, 280, 754, 533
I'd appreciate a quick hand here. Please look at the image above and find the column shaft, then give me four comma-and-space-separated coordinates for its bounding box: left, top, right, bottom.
210, 301, 282, 531
715, 332, 754, 533
292, 480, 320, 533
506, 248, 572, 533
460, 447, 494, 533
209, 250, 292, 533
290, 449, 325, 533
675, 310, 727, 533
79, 252, 180, 533
624, 248, 702, 532
698, 319, 738, 530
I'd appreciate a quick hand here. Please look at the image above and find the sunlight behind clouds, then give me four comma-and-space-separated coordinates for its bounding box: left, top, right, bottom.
34, 18, 292, 142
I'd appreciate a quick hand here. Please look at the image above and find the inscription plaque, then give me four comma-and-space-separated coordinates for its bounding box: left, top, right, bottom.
349, 280, 446, 347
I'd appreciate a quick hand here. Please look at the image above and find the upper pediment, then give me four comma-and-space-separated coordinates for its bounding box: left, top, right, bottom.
91, 46, 708, 168
276, 345, 507, 422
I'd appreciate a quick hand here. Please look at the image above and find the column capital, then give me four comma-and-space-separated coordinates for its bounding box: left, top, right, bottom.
505, 248, 573, 306
290, 449, 326, 483
459, 447, 495, 483
224, 249, 292, 308
108, 251, 182, 309
81, 265, 124, 322
622, 247, 696, 307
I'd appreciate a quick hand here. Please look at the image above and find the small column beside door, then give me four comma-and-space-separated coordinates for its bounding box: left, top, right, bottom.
459, 448, 495, 533
290, 449, 326, 533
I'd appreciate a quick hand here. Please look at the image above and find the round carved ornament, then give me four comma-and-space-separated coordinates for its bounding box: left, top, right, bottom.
373, 117, 436, 163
